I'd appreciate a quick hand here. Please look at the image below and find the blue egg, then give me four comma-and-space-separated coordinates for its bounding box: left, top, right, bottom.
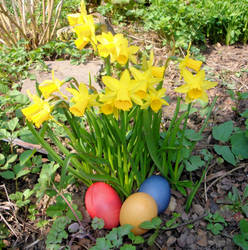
139, 175, 171, 214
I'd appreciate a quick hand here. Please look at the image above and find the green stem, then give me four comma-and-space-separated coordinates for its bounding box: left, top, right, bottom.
174, 103, 192, 180
105, 55, 111, 76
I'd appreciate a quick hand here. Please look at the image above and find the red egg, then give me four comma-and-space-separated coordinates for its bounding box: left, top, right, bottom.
85, 182, 122, 229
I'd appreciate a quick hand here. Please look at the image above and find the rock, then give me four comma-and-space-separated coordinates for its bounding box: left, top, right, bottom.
167, 196, 177, 212
192, 204, 205, 215
186, 234, 195, 246
215, 237, 226, 248
21, 60, 103, 97
177, 233, 188, 248
196, 229, 208, 247
167, 236, 177, 247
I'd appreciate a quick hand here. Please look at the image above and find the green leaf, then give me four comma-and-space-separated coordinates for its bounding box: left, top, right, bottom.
0, 129, 11, 139
6, 154, 18, 164
185, 155, 205, 171
240, 219, 248, 236
66, 204, 82, 221
46, 203, 65, 218
0, 171, 15, 179
243, 185, 248, 199
140, 220, 156, 229
207, 223, 223, 235
7, 117, 19, 131
185, 129, 203, 141
92, 217, 105, 230
118, 224, 133, 237
128, 232, 144, 244
120, 245, 136, 250
212, 121, 233, 142
0, 154, 5, 165
233, 234, 248, 249
214, 145, 236, 165
20, 149, 36, 166
231, 132, 248, 159
242, 204, 248, 217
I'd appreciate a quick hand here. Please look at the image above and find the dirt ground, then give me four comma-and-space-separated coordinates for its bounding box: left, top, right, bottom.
1, 25, 248, 249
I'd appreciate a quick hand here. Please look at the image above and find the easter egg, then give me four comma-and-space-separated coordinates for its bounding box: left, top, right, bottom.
85, 182, 122, 229
120, 192, 158, 235
139, 175, 171, 214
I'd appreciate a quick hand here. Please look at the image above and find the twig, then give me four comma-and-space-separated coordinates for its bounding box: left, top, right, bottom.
163, 212, 208, 232
204, 161, 217, 202
206, 164, 247, 193
0, 212, 18, 238
25, 238, 43, 249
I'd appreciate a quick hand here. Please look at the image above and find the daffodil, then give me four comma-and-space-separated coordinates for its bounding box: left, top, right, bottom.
97, 32, 139, 65
67, 1, 97, 50
142, 49, 165, 78
175, 69, 218, 103
100, 69, 143, 111
22, 91, 53, 128
67, 1, 87, 26
142, 88, 169, 113
130, 66, 163, 98
66, 83, 98, 116
39, 70, 66, 99
179, 44, 202, 76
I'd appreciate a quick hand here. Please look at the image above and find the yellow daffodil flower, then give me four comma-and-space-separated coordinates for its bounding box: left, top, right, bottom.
73, 15, 97, 50
39, 70, 66, 99
142, 88, 169, 113
130, 66, 163, 98
175, 69, 218, 103
179, 43, 202, 76
97, 32, 139, 65
66, 83, 98, 116
22, 91, 53, 128
100, 70, 143, 111
142, 49, 165, 78
67, 1, 97, 50
67, 1, 87, 26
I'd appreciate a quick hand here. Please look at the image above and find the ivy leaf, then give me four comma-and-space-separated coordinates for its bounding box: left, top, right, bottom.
214, 145, 236, 165
212, 121, 233, 142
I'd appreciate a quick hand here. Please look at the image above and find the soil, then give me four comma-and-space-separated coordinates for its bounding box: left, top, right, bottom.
1, 23, 248, 250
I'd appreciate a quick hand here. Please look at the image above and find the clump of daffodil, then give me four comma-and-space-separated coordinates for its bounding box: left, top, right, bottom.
39, 70, 67, 99
66, 83, 98, 116
97, 32, 140, 65
22, 91, 54, 128
142, 88, 169, 113
175, 69, 217, 103
67, 1, 97, 50
99, 69, 143, 113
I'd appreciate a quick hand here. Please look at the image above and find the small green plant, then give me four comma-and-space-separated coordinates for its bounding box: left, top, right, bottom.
45, 216, 71, 250
90, 220, 143, 250
212, 119, 248, 166
233, 219, 248, 250
140, 213, 180, 246
9, 189, 34, 208
227, 185, 248, 218
205, 212, 227, 235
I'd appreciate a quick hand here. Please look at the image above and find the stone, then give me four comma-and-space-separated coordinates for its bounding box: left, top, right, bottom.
196, 229, 208, 247
21, 60, 103, 97
167, 196, 177, 212
192, 204, 205, 215
167, 236, 177, 247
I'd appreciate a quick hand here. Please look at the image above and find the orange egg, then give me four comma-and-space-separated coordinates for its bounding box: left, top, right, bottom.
119, 192, 158, 235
